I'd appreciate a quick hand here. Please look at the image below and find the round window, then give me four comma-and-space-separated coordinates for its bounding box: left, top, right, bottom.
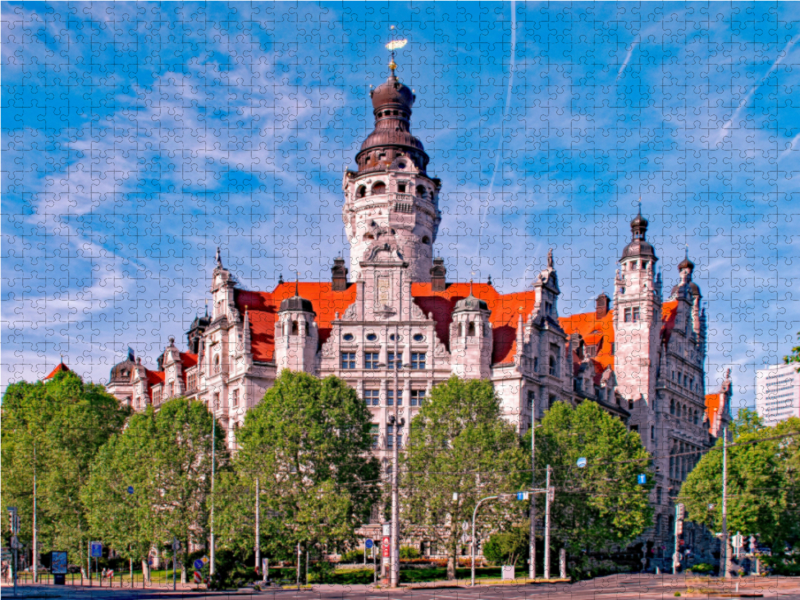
413, 334, 425, 342
389, 334, 402, 342
397, 161, 406, 169
366, 333, 378, 341
343, 333, 354, 342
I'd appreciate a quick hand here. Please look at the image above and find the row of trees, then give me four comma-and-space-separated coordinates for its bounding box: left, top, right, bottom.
3, 369, 657, 582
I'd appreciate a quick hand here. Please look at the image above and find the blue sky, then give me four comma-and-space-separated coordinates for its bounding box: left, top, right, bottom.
2, 1, 799, 410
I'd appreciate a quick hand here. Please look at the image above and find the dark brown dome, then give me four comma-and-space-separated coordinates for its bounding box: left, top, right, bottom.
678, 256, 695, 271
279, 294, 314, 314
370, 75, 415, 112
109, 357, 135, 383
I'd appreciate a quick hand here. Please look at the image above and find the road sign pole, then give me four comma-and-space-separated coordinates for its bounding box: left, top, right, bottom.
88, 542, 92, 587
544, 465, 552, 579
529, 397, 536, 580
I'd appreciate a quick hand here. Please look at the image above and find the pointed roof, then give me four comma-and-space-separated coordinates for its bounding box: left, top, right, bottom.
44, 361, 70, 380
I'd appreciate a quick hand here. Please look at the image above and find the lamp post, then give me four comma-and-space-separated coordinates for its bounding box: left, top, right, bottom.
721, 423, 729, 579
471, 495, 499, 587
529, 398, 536, 580
210, 393, 217, 576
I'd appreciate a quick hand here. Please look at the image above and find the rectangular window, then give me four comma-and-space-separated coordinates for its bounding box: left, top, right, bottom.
364, 389, 380, 406
387, 352, 402, 369
624, 307, 632, 322
341, 352, 356, 369
410, 389, 426, 407
655, 515, 661, 535
533, 357, 539, 372
411, 352, 426, 369
656, 486, 662, 504
386, 389, 397, 406
187, 373, 197, 391
232, 388, 239, 408
370, 424, 379, 449
364, 352, 379, 370
527, 389, 536, 407
153, 388, 161, 404
549, 356, 557, 376
632, 307, 640, 322
651, 425, 655, 441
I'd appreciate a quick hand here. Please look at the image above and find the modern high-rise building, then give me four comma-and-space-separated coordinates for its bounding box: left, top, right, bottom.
756, 363, 800, 426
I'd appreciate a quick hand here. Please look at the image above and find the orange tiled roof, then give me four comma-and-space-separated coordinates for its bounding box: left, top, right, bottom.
44, 362, 70, 380
411, 283, 538, 364
180, 352, 198, 370
559, 310, 616, 371
661, 300, 679, 343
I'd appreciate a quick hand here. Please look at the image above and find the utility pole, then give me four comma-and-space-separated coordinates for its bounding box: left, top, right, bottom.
255, 478, 261, 573
32, 442, 38, 583
529, 397, 536, 580
544, 465, 552, 579
721, 424, 729, 579
210, 394, 217, 576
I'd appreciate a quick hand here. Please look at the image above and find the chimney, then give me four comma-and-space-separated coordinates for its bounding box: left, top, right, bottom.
595, 292, 610, 319
430, 257, 447, 292
331, 257, 348, 291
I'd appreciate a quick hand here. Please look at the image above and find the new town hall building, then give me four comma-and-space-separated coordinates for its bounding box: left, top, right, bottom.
106, 66, 732, 560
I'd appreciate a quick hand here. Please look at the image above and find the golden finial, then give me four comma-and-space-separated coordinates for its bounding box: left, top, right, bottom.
386, 25, 407, 77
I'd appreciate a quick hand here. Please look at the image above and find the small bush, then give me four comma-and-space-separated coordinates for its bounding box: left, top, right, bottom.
400, 546, 421, 559
674, 592, 681, 597
340, 549, 365, 564
686, 563, 714, 574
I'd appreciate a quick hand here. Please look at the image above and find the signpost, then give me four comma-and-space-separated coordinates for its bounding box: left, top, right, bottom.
172, 538, 180, 591
637, 474, 647, 485
8, 507, 18, 594
576, 457, 587, 468
90, 542, 102, 587
516, 491, 530, 501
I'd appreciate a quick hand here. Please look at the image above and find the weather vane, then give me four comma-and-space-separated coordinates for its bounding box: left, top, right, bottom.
385, 25, 408, 76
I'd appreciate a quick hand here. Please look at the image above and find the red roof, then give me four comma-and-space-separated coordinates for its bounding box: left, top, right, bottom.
559, 310, 616, 371
44, 362, 70, 380
180, 352, 198, 370
411, 283, 538, 364
235, 283, 358, 363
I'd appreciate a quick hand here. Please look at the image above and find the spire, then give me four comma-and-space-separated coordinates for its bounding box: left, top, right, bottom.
547, 248, 554, 269
295, 271, 300, 297
215, 247, 222, 269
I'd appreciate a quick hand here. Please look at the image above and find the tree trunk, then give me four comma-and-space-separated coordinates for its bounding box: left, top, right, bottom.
181, 562, 186, 583
447, 539, 457, 580
141, 560, 151, 585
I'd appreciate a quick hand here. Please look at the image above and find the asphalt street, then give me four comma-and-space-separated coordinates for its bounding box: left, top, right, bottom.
3, 575, 800, 600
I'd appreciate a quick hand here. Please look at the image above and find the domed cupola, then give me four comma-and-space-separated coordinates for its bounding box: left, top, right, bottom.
274, 279, 318, 373
450, 281, 493, 380
621, 206, 657, 261
109, 348, 136, 384
355, 60, 429, 174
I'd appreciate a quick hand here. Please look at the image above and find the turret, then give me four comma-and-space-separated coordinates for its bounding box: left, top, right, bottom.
449, 282, 493, 379
211, 248, 239, 322
274, 281, 318, 373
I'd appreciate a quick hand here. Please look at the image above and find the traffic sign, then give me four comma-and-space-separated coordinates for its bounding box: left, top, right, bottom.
637, 474, 646, 485
172, 538, 181, 551
365, 539, 374, 549
516, 491, 529, 501
90, 541, 102, 558
127, 486, 134, 495
194, 558, 205, 570
10, 536, 20, 549
577, 457, 587, 468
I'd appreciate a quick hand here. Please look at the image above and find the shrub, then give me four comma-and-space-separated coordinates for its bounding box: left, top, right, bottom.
686, 563, 714, 574
340, 549, 365, 564
400, 546, 421, 559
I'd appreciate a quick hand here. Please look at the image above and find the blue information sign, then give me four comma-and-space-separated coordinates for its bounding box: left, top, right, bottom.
637, 474, 647, 485
127, 486, 134, 495
194, 558, 205, 570
577, 457, 587, 468
90, 542, 102, 558
365, 539, 374, 549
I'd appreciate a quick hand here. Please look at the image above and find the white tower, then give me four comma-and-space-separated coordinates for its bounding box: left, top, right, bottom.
342, 62, 441, 283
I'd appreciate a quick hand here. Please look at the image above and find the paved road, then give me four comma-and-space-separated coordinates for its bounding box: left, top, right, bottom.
4, 574, 800, 600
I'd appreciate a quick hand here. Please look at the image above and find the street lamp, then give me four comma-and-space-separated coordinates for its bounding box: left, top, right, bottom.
210, 392, 218, 576
471, 495, 499, 587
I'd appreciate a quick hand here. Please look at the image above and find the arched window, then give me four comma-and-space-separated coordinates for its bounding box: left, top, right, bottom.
372, 181, 386, 195
670, 398, 675, 415
357, 185, 366, 198
421, 236, 430, 244
291, 320, 299, 336
467, 322, 476, 337
214, 355, 220, 374
416, 185, 427, 198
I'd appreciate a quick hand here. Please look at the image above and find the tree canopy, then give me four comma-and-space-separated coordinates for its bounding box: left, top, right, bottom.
1, 371, 130, 564
525, 400, 654, 556
402, 376, 528, 579
680, 409, 800, 550
222, 370, 381, 560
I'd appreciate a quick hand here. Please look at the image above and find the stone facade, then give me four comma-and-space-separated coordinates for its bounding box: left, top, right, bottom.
106, 67, 731, 558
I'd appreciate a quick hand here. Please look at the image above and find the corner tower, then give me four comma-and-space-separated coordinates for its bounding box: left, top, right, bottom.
342, 62, 441, 282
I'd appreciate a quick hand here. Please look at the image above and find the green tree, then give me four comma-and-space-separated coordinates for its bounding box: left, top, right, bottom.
402, 377, 528, 580
82, 397, 227, 582
525, 400, 653, 559
482, 524, 529, 566
680, 409, 800, 551
227, 370, 380, 564
1, 371, 130, 572
785, 331, 800, 371
82, 409, 160, 582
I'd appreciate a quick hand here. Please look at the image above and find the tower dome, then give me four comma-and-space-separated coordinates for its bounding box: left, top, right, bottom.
621, 207, 657, 260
